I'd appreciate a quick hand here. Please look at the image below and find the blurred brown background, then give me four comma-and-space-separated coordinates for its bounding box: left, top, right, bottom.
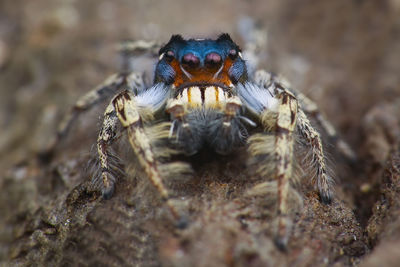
1, 0, 400, 266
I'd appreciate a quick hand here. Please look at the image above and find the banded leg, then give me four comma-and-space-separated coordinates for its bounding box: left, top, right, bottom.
45, 40, 161, 158
60, 73, 147, 137
95, 102, 122, 199
295, 92, 356, 161
271, 91, 298, 250
43, 73, 128, 157
113, 91, 181, 221
117, 40, 160, 57
253, 70, 356, 161
297, 109, 333, 203
59, 73, 123, 131
240, 71, 336, 249
276, 82, 335, 201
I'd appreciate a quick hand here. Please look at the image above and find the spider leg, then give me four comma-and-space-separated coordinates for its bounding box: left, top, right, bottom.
95, 102, 122, 199
117, 39, 159, 58
253, 70, 356, 161
58, 73, 124, 136
113, 90, 182, 222
297, 109, 333, 203
272, 79, 351, 201
237, 74, 298, 250
272, 91, 298, 250
295, 92, 356, 161
238, 70, 336, 249
43, 72, 146, 157
267, 74, 335, 203
259, 80, 334, 247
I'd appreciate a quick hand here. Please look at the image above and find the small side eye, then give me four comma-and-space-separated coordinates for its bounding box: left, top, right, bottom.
159, 50, 175, 61
165, 50, 175, 61
229, 49, 238, 59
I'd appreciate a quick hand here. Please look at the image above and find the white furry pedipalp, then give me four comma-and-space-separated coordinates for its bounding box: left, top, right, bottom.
236, 82, 279, 114
136, 83, 169, 110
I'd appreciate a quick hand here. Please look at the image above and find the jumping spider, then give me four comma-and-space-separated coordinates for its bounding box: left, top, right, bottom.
50, 33, 354, 249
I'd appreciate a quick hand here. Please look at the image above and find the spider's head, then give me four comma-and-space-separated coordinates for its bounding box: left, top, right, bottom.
154, 34, 248, 90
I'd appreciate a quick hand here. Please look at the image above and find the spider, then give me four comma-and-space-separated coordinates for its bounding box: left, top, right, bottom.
49, 33, 355, 250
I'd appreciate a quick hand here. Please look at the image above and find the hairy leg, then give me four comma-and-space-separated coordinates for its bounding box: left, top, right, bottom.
43, 72, 146, 158
95, 102, 122, 199
44, 39, 158, 157
297, 109, 334, 203
272, 91, 298, 250
117, 39, 159, 58
113, 91, 182, 222
253, 70, 356, 161
295, 92, 356, 161
271, 82, 334, 248
58, 74, 125, 137
240, 70, 338, 249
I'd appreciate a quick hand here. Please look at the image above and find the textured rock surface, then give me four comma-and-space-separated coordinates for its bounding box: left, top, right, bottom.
3, 150, 367, 266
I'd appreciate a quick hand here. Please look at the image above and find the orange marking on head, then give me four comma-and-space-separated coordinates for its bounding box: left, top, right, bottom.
215, 86, 219, 102
170, 59, 184, 88
218, 57, 233, 86
171, 56, 235, 89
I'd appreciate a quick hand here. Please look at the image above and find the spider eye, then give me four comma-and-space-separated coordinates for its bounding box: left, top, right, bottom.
165, 50, 175, 61
229, 49, 237, 60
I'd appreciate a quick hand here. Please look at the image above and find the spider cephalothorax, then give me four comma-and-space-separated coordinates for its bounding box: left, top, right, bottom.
155, 33, 247, 88
51, 33, 355, 250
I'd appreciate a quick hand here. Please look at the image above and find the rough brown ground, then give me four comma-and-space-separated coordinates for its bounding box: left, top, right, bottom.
1, 0, 400, 266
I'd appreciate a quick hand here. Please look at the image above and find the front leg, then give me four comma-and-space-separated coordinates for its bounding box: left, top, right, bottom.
297, 109, 334, 203
238, 75, 334, 250
273, 91, 298, 250
95, 102, 123, 199
242, 87, 298, 250
246, 71, 335, 202
113, 91, 182, 222
42, 72, 146, 160
245, 90, 299, 250
254, 70, 356, 161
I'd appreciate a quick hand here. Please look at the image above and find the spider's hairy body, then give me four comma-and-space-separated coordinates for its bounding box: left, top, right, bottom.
50, 33, 355, 250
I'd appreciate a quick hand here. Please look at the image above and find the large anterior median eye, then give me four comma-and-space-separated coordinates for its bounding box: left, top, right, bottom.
182, 53, 200, 68
205, 52, 222, 67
